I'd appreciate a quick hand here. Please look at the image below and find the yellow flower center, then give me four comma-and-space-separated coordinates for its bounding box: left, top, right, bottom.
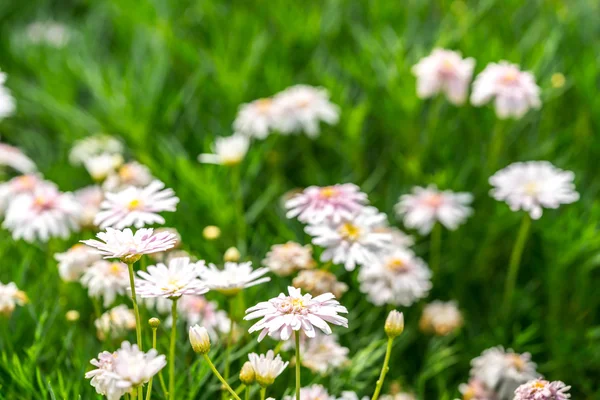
255, 98, 273, 113
110, 263, 122, 275
119, 165, 134, 181
524, 182, 538, 195
16, 175, 36, 190
502, 70, 519, 83
463, 388, 475, 400
320, 187, 338, 198
338, 223, 361, 241
386, 258, 408, 273
532, 381, 546, 389
508, 354, 526, 371
127, 199, 142, 210
424, 194, 443, 207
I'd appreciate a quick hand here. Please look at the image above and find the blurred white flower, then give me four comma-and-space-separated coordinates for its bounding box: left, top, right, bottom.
394, 185, 473, 235
471, 61, 541, 119
74, 185, 104, 228
245, 286, 348, 341
380, 394, 417, 400
373, 226, 415, 251
470, 346, 538, 400
0, 71, 16, 121
103, 161, 154, 192
142, 296, 173, 315
306, 208, 391, 271
419, 300, 463, 336
412, 48, 475, 105
283, 384, 333, 400
0, 143, 36, 174
292, 269, 348, 299
285, 183, 369, 225
110, 341, 166, 393
263, 241, 315, 276
135, 257, 208, 299
54, 243, 102, 282
198, 134, 249, 165
295, 333, 349, 374
489, 161, 579, 220
94, 180, 179, 230
273, 85, 340, 137
514, 379, 571, 400
234, 98, 281, 139
81, 227, 178, 263
359, 248, 431, 306
25, 21, 70, 47
0, 174, 52, 214
248, 350, 289, 387
198, 261, 270, 296
85, 350, 126, 400
0, 281, 28, 316
176, 295, 231, 338
95, 305, 136, 341
84, 153, 124, 181
458, 378, 496, 400
69, 135, 123, 166
80, 260, 129, 307
2, 184, 80, 242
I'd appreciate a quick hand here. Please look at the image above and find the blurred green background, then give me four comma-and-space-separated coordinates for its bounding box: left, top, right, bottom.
1, 0, 599, 398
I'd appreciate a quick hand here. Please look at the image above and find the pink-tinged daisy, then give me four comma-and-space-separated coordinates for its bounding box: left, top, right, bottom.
247, 350, 289, 387
412, 48, 475, 105
197, 261, 270, 296
514, 379, 571, 400
135, 257, 208, 299
489, 161, 579, 220
263, 241, 315, 276
198, 134, 249, 166
2, 184, 81, 242
94, 180, 179, 230
95, 305, 136, 341
176, 295, 231, 338
81, 227, 178, 263
234, 98, 281, 139
0, 174, 53, 213
458, 379, 496, 400
80, 260, 129, 307
74, 185, 104, 228
285, 183, 369, 225
0, 281, 28, 317
85, 350, 126, 400
245, 286, 348, 342
0, 70, 16, 120
394, 185, 473, 235
103, 161, 154, 191
305, 208, 391, 271
471, 61, 541, 119
273, 85, 340, 137
54, 243, 102, 282
0, 143, 36, 174
292, 270, 348, 299
283, 332, 349, 375
282, 384, 333, 400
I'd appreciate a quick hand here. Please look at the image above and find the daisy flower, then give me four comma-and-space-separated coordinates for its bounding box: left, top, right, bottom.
94, 180, 179, 229
83, 153, 124, 181
234, 98, 281, 139
2, 184, 80, 242
54, 243, 102, 282
198, 261, 270, 296
263, 241, 315, 276
458, 378, 496, 400
358, 248, 432, 306
247, 350, 289, 387
69, 134, 123, 166
95, 305, 136, 341
80, 260, 129, 307
283, 384, 334, 400
0, 174, 52, 214
292, 270, 348, 298
419, 300, 463, 336
394, 185, 473, 234
514, 379, 571, 400
25, 21, 70, 47
135, 257, 208, 299
74, 185, 104, 228
471, 61, 541, 119
85, 350, 127, 400
103, 161, 154, 191
0, 70, 16, 120
176, 295, 231, 338
245, 286, 348, 341
0, 143, 36, 174
285, 183, 369, 225
198, 134, 249, 166
0, 281, 28, 316
81, 227, 178, 263
412, 48, 475, 105
489, 161, 579, 219
289, 333, 349, 374
374, 226, 415, 251
273, 85, 340, 137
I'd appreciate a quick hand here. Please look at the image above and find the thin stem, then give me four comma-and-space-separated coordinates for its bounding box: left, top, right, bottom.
203, 354, 242, 400
430, 223, 442, 277
223, 298, 235, 400
245, 386, 250, 400
295, 331, 301, 400
158, 372, 168, 396
126, 262, 143, 350
260, 387, 266, 400
502, 214, 532, 317
145, 327, 158, 400
169, 298, 179, 400
371, 337, 394, 400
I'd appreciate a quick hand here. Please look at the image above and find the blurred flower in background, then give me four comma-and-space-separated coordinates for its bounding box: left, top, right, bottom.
0, 281, 27, 317
54, 243, 102, 282
80, 260, 129, 307
0, 143, 36, 174
419, 300, 463, 336
94, 305, 136, 341
263, 241, 315, 276
25, 21, 71, 47
0, 70, 16, 121
198, 134, 249, 166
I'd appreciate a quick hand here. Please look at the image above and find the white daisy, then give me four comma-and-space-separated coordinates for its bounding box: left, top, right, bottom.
283, 384, 334, 400
69, 134, 123, 166
514, 379, 571, 400
198, 261, 270, 296
305, 208, 391, 271
234, 98, 281, 139
0, 71, 16, 121
394, 185, 473, 235
245, 286, 348, 342
135, 257, 208, 299
85, 350, 127, 400
54, 243, 102, 282
489, 161, 579, 219
374, 226, 415, 251
294, 333, 349, 374
273, 85, 340, 137
80, 260, 129, 307
2, 184, 80, 242
94, 180, 179, 229
83, 153, 124, 181
81, 227, 178, 263
412, 48, 475, 105
471, 61, 541, 119
198, 134, 249, 166
292, 269, 349, 299
263, 242, 315, 276
95, 305, 136, 341
176, 295, 231, 339
248, 350, 289, 387
358, 248, 432, 306
74, 185, 104, 228
103, 161, 154, 192
0, 143, 36, 174
0, 174, 52, 214
419, 300, 463, 336
458, 378, 496, 400
0, 281, 28, 316
111, 341, 166, 394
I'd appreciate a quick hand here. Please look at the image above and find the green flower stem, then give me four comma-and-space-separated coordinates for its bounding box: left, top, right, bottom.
295, 331, 301, 400
223, 298, 236, 400
260, 387, 266, 400
245, 386, 250, 400
203, 354, 242, 400
145, 327, 158, 400
169, 298, 179, 400
371, 337, 394, 400
430, 223, 442, 277
503, 214, 532, 317
126, 261, 144, 400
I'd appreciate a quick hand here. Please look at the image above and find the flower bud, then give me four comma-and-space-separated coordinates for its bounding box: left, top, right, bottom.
239, 361, 256, 385
149, 317, 161, 328
224, 247, 241, 262
202, 225, 221, 240
189, 325, 210, 354
385, 310, 404, 338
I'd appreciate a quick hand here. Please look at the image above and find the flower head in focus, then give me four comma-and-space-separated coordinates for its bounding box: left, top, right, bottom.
0, 143, 36, 174
412, 48, 475, 105
80, 260, 129, 307
189, 325, 211, 354
419, 300, 463, 336
248, 350, 289, 387
95, 305, 136, 341
198, 261, 270, 297
395, 185, 473, 235
471, 61, 541, 119
54, 243, 102, 282
198, 134, 249, 166
85, 350, 126, 400
135, 257, 208, 299
111, 341, 166, 392
245, 286, 348, 341
513, 379, 571, 400
0, 281, 28, 317
263, 241, 315, 276
489, 161, 579, 220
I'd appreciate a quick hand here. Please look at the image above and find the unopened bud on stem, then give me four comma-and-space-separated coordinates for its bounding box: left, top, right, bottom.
385, 310, 404, 338
189, 325, 211, 354
239, 361, 256, 385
